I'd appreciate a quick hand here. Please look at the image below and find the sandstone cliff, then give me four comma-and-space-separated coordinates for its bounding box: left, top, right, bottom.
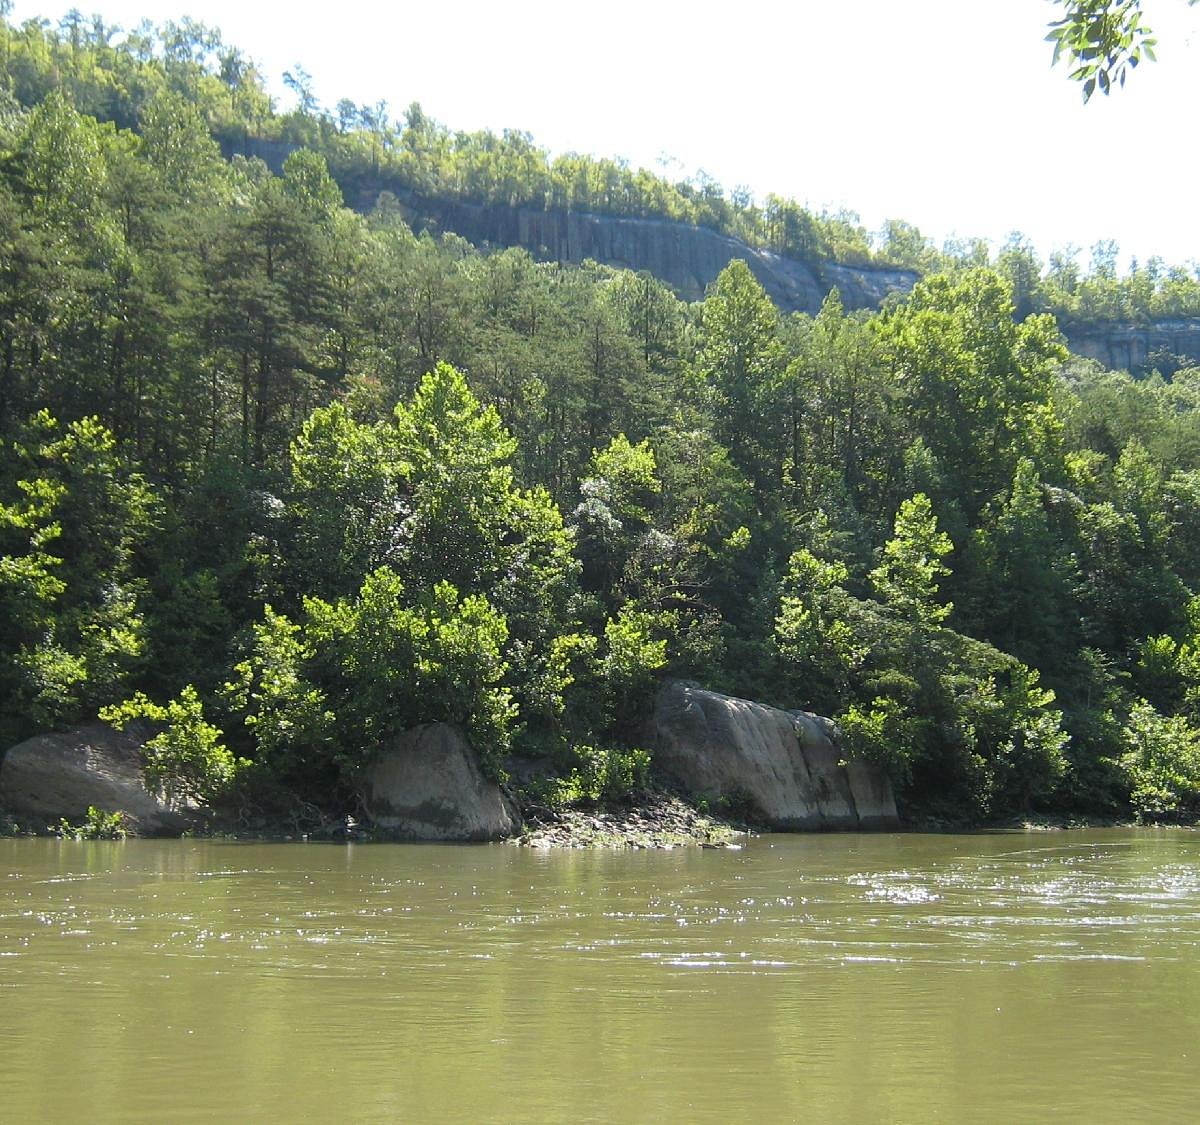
222, 139, 916, 314
1061, 320, 1200, 372
381, 191, 918, 314
223, 138, 1200, 370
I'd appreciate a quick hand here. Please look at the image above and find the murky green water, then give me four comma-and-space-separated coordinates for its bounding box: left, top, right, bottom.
2, 830, 1198, 1122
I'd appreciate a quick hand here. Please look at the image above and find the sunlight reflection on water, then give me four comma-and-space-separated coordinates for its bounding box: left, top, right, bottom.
1, 830, 1198, 1121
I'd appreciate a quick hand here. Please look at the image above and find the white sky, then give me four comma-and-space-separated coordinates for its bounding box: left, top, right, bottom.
11, 0, 1200, 269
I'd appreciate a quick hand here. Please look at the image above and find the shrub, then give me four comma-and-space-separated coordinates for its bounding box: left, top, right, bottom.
1116, 700, 1200, 820
57, 806, 127, 840
524, 745, 653, 810
101, 686, 245, 805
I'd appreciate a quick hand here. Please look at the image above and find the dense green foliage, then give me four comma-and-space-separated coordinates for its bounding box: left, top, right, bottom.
2, 12, 1200, 824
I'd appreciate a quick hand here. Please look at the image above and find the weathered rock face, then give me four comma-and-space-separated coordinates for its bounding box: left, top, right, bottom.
223, 140, 916, 314
1063, 320, 1200, 372
0, 723, 193, 836
218, 141, 1200, 374
649, 682, 899, 831
378, 192, 918, 314
360, 724, 518, 841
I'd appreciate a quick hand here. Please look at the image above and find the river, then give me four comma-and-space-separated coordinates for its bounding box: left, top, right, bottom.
2, 830, 1197, 1122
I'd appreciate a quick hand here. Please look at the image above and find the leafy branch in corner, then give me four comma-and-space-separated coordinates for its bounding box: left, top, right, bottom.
1047, 0, 1197, 101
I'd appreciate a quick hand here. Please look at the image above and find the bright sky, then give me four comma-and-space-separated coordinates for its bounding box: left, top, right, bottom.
11, 0, 1200, 269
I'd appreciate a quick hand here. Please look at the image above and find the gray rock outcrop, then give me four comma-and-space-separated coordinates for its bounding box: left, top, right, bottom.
217, 139, 1200, 375
360, 723, 518, 841
649, 682, 898, 830
1062, 320, 1200, 372
0, 722, 193, 836
380, 192, 918, 314
218, 139, 917, 315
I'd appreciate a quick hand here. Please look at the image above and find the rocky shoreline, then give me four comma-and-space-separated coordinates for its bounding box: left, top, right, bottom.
0, 681, 903, 844
513, 791, 747, 849
0, 788, 750, 848
5, 794, 1195, 845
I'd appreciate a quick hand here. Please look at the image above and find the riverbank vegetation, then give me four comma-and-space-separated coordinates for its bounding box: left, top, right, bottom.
2, 11, 1200, 827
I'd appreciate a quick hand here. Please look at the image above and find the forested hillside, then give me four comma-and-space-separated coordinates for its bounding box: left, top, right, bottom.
3, 11, 1200, 825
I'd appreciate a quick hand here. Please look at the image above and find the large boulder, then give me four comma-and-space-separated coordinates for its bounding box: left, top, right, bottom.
649, 682, 899, 831
0, 722, 193, 836
359, 724, 518, 841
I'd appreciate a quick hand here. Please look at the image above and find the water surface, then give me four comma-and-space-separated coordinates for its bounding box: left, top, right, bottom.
2, 830, 1197, 1122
